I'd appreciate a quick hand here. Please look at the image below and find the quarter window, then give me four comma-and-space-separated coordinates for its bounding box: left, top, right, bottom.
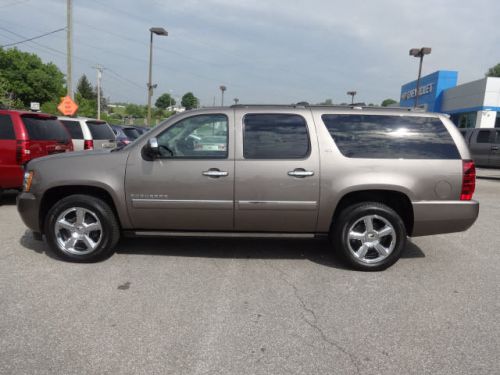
243, 114, 310, 159
156, 114, 228, 159
322, 114, 460, 159
0, 114, 15, 140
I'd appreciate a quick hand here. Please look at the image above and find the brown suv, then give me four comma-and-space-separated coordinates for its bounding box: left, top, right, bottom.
16, 105, 479, 270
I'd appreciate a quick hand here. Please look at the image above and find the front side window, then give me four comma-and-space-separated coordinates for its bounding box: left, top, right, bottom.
156, 114, 228, 158
322, 114, 460, 159
243, 114, 310, 159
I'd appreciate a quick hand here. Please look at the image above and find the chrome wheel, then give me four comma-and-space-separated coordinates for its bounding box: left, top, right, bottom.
54, 207, 103, 255
347, 214, 396, 264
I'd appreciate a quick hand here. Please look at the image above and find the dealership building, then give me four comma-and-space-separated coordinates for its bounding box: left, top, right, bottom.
400, 70, 500, 128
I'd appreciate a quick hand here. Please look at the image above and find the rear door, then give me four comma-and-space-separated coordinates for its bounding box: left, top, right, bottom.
0, 113, 20, 189
490, 130, 500, 167
469, 129, 493, 167
60, 119, 84, 151
20, 114, 73, 159
85, 121, 116, 149
234, 110, 320, 232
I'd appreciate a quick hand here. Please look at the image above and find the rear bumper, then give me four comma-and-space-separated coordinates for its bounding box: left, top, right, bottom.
16, 192, 42, 233
412, 200, 479, 237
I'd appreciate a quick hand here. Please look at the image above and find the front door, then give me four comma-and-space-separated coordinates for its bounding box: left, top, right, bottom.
125, 113, 234, 231
234, 110, 320, 233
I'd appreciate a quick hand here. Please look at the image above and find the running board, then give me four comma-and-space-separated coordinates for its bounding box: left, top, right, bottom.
124, 231, 327, 239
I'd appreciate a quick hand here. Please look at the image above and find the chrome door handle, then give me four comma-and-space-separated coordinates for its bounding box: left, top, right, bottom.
202, 169, 229, 178
287, 169, 314, 178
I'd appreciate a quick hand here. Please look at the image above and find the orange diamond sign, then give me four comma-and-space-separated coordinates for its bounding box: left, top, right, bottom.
57, 96, 79, 116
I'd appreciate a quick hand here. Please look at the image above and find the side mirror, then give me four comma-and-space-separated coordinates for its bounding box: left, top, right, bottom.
142, 137, 160, 161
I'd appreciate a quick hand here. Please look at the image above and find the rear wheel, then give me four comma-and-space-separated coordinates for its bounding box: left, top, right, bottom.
332, 202, 406, 271
45, 194, 120, 262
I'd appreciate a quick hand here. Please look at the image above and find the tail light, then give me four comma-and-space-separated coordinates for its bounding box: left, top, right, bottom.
84, 140, 94, 150
15, 140, 32, 165
460, 160, 476, 201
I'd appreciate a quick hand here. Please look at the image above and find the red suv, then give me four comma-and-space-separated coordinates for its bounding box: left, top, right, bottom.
0, 110, 73, 192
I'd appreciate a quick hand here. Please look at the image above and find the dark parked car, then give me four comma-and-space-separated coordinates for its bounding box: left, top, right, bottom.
459, 128, 500, 168
132, 126, 150, 135
110, 125, 141, 148
0, 110, 73, 192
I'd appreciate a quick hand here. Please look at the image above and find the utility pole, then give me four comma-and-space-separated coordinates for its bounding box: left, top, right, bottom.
93, 65, 104, 119
66, 0, 73, 98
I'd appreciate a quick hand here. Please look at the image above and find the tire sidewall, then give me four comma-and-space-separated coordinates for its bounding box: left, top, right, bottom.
45, 195, 118, 262
335, 203, 406, 271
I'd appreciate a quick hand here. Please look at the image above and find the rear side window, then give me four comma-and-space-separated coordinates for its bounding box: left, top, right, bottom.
21, 116, 70, 142
60, 120, 83, 139
243, 114, 310, 159
0, 114, 15, 140
123, 128, 140, 139
476, 130, 491, 143
86, 121, 115, 140
321, 114, 460, 159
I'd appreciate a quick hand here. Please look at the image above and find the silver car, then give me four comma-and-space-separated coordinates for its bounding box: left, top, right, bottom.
17, 105, 479, 271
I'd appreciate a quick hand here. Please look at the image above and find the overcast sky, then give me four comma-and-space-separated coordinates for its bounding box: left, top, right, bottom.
1, 0, 499, 106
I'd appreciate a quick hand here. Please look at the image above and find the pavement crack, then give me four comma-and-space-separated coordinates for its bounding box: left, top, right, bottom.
264, 261, 362, 375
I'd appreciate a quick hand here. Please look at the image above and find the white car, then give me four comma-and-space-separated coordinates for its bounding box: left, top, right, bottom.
58, 117, 116, 151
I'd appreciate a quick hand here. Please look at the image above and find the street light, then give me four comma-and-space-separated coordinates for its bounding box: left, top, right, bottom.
409, 47, 432, 108
347, 91, 357, 105
147, 27, 168, 126
219, 85, 226, 106
233, 98, 239, 105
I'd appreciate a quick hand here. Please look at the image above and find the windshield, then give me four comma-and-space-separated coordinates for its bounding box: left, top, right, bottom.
22, 116, 70, 142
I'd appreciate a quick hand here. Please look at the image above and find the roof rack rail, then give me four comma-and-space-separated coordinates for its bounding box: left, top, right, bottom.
230, 103, 426, 112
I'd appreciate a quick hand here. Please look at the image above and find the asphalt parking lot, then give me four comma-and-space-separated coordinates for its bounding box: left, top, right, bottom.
0, 178, 499, 375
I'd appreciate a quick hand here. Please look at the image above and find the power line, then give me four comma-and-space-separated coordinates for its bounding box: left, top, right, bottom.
0, 27, 66, 48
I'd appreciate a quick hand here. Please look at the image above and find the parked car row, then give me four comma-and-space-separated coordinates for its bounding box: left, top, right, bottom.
459, 128, 500, 168
0, 109, 150, 191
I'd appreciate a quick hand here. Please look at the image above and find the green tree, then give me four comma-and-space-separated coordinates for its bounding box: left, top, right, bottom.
381, 98, 397, 107
155, 93, 176, 109
76, 74, 95, 100
75, 93, 97, 117
125, 103, 146, 118
485, 63, 500, 77
0, 47, 65, 107
181, 92, 199, 110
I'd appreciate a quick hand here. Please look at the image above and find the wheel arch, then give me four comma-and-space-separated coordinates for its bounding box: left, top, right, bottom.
331, 189, 414, 236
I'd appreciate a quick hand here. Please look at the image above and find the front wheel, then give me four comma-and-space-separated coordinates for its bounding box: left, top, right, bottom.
332, 202, 407, 271
45, 194, 120, 262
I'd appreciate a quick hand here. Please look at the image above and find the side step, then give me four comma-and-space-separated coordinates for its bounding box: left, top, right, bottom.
124, 231, 328, 239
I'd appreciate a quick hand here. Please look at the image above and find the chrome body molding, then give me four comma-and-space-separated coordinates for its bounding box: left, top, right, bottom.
236, 200, 318, 211
131, 199, 233, 210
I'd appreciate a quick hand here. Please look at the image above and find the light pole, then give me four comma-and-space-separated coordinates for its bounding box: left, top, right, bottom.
347, 91, 357, 105
219, 85, 226, 106
409, 47, 432, 108
147, 27, 168, 126
233, 98, 239, 105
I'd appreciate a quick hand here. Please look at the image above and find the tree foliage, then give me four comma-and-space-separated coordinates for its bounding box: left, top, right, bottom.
181, 92, 199, 110
381, 98, 398, 107
0, 47, 65, 107
485, 63, 500, 77
76, 74, 96, 100
155, 93, 176, 109
125, 103, 146, 117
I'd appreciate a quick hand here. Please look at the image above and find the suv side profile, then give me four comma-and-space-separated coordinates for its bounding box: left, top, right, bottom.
17, 105, 479, 271
0, 110, 73, 193
58, 117, 116, 151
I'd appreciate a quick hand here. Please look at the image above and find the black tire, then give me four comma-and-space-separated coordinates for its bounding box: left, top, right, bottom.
44, 194, 120, 262
332, 202, 406, 271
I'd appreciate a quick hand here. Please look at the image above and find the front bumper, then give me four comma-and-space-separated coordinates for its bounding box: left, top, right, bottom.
412, 200, 479, 237
17, 192, 42, 233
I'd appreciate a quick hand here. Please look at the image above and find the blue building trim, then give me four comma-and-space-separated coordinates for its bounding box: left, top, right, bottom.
446, 106, 500, 114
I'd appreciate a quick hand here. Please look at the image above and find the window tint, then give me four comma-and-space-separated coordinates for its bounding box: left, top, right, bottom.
157, 114, 228, 158
123, 128, 140, 139
476, 130, 491, 143
86, 121, 115, 140
60, 120, 83, 139
21, 116, 70, 142
243, 114, 310, 159
0, 114, 15, 140
322, 114, 460, 159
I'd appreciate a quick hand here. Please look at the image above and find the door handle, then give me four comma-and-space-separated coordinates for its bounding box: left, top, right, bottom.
287, 168, 314, 178
202, 169, 229, 178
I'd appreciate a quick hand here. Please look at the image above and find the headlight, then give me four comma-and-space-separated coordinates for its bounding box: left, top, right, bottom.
23, 171, 34, 192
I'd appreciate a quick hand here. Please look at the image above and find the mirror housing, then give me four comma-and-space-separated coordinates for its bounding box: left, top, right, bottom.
142, 137, 160, 161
